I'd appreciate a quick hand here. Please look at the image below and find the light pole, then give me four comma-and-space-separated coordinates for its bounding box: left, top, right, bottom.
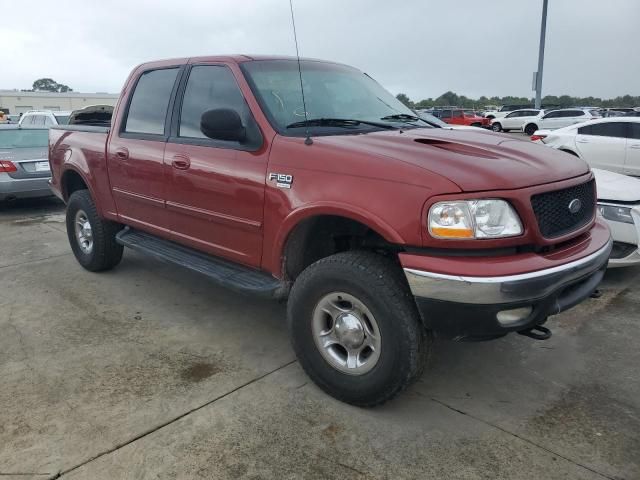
534, 0, 549, 109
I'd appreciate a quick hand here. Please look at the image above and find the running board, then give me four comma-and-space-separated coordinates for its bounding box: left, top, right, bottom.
116, 228, 284, 298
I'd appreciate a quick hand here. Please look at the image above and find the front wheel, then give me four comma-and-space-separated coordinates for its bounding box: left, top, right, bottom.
287, 251, 431, 407
491, 122, 502, 132
524, 123, 538, 136
66, 190, 123, 272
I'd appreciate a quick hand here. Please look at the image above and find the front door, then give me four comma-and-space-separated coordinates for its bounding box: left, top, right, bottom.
164, 64, 268, 268
107, 67, 181, 236
575, 122, 628, 173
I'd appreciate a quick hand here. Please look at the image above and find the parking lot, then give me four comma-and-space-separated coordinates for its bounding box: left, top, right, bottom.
0, 196, 638, 480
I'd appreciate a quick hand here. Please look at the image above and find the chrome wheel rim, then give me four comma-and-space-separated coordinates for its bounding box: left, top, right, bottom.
311, 292, 381, 375
74, 209, 93, 254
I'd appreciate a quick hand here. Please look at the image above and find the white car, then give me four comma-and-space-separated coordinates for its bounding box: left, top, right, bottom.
531, 117, 640, 176
592, 168, 640, 267
490, 109, 542, 132
522, 108, 601, 136
483, 104, 532, 120
18, 110, 71, 128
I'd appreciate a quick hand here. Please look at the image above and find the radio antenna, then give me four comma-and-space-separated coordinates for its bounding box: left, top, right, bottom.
289, 0, 313, 145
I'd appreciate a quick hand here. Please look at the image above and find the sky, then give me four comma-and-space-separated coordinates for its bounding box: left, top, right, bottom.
1, 0, 638, 100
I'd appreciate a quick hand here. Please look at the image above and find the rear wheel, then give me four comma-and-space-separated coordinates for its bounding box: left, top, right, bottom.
524, 123, 538, 136
288, 251, 431, 406
492, 122, 502, 132
66, 190, 123, 271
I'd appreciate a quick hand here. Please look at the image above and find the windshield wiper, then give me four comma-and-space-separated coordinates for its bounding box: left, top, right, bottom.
285, 118, 395, 130
380, 113, 425, 123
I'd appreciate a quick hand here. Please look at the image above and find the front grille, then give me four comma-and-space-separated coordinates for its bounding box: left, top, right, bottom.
531, 180, 596, 238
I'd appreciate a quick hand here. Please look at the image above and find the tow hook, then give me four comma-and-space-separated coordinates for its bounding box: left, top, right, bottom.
518, 325, 552, 341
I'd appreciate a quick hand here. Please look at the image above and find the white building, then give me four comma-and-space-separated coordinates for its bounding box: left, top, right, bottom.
0, 90, 119, 114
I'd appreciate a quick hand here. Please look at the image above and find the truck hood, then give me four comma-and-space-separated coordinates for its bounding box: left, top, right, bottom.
592, 168, 640, 203
321, 128, 590, 192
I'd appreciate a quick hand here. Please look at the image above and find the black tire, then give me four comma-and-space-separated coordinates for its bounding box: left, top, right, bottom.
491, 122, 502, 132
287, 251, 432, 407
524, 123, 538, 136
66, 190, 123, 272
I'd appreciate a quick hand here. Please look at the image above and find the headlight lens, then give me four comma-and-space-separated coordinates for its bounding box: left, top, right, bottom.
429, 199, 523, 239
598, 204, 634, 224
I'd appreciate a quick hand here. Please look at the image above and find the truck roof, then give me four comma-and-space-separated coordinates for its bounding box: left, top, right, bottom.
135, 54, 346, 70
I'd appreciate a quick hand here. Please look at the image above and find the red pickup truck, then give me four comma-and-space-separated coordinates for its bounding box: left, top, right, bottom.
49, 55, 611, 406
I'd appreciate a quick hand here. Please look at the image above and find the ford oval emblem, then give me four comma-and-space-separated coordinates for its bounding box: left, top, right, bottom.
568, 198, 582, 214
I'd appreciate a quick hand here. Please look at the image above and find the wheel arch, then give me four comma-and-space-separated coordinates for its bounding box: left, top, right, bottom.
272, 204, 405, 280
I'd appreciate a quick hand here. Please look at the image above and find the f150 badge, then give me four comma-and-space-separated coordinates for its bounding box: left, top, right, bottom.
269, 173, 293, 189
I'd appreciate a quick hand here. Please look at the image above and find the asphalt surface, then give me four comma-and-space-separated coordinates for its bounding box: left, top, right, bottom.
1, 197, 639, 479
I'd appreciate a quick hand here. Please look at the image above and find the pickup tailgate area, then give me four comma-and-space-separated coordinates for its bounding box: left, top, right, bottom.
49, 125, 118, 218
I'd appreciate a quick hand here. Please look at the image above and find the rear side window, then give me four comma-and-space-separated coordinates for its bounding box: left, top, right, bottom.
564, 110, 584, 117
179, 65, 250, 139
579, 122, 627, 138
124, 68, 179, 135
452, 110, 463, 118
440, 110, 451, 118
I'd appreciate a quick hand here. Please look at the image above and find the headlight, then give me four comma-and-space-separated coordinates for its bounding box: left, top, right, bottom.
598, 204, 634, 224
429, 199, 523, 239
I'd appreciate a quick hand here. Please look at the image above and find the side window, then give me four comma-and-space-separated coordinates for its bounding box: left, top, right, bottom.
440, 110, 451, 119
124, 68, 179, 135
566, 110, 584, 117
452, 110, 463, 118
179, 65, 255, 140
544, 111, 559, 119
506, 112, 517, 118
44, 116, 55, 126
578, 125, 592, 135
629, 123, 640, 140
34, 115, 46, 125
588, 122, 628, 139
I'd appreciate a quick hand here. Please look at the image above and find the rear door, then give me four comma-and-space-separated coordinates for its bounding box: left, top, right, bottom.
557, 110, 586, 128
107, 66, 182, 236
163, 63, 268, 267
625, 122, 640, 176
575, 122, 627, 173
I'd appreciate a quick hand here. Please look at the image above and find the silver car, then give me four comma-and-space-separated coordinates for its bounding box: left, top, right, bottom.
0, 127, 52, 201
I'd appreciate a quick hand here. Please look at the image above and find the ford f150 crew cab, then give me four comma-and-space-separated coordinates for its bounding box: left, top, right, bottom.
49, 55, 611, 406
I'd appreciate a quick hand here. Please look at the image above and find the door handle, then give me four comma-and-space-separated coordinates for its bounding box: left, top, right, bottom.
171, 155, 191, 170
576, 138, 589, 143
115, 147, 129, 160
629, 144, 640, 149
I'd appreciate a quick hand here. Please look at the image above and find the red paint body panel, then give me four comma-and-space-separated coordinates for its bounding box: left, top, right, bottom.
49, 55, 609, 285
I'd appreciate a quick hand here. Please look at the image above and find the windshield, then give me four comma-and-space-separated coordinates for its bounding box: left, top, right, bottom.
0, 129, 49, 148
54, 115, 70, 125
241, 59, 429, 135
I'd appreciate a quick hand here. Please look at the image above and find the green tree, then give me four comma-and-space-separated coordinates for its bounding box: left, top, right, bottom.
32, 78, 73, 93
395, 93, 413, 108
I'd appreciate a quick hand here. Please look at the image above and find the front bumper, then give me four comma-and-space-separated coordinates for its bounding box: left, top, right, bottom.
403, 234, 612, 341
0, 173, 53, 201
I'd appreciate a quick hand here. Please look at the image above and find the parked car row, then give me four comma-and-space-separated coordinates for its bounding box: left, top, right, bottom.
416, 108, 490, 128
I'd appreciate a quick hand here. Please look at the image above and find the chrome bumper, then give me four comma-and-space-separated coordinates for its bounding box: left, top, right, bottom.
404, 237, 612, 305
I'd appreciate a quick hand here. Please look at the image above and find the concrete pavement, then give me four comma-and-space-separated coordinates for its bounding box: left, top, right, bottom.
1, 198, 638, 479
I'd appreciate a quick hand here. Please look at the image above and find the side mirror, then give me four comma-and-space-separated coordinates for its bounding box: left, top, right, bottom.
200, 108, 246, 142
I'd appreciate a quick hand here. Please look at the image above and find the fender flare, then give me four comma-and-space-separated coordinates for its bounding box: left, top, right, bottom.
270, 202, 405, 275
